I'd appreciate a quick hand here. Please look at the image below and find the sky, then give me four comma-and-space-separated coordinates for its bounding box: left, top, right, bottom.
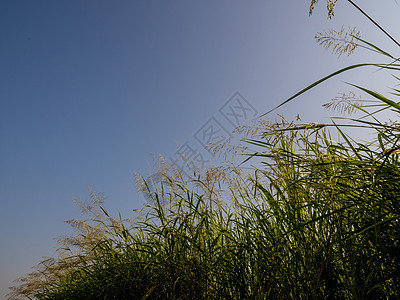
1, 0, 399, 297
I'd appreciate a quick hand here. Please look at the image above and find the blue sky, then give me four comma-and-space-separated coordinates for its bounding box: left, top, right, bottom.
1, 0, 399, 297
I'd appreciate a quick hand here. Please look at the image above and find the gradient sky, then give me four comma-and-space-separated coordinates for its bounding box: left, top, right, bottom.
1, 1, 399, 297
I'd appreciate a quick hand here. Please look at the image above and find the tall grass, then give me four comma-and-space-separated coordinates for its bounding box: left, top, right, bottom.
8, 103, 400, 299
8, 2, 400, 299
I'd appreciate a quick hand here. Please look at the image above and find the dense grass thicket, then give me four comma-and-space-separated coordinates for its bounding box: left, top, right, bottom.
8, 1, 400, 299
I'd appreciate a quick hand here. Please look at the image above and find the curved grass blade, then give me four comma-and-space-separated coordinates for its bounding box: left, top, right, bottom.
348, 83, 400, 112
261, 63, 400, 117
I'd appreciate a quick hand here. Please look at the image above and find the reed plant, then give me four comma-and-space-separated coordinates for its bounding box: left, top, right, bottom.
8, 1, 400, 299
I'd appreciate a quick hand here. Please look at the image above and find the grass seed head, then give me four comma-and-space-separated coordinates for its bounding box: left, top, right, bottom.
315, 26, 361, 57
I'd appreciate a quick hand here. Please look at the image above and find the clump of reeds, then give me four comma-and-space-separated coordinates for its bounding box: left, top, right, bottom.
8, 2, 400, 299
8, 88, 400, 298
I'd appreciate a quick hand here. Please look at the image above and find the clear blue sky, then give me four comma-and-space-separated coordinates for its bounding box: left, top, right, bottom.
1, 0, 399, 297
